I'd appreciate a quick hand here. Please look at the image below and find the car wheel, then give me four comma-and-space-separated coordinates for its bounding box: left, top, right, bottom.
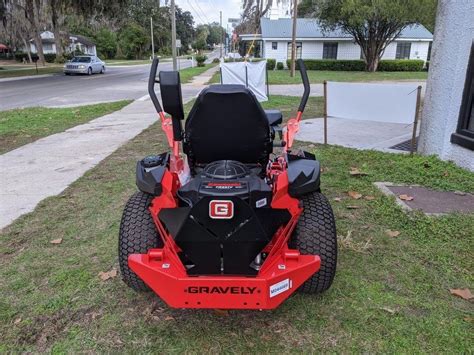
100, 66, 105, 74
88, 67, 92, 75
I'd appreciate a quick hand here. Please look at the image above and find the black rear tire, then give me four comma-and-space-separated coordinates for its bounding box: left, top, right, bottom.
290, 192, 337, 294
118, 191, 162, 291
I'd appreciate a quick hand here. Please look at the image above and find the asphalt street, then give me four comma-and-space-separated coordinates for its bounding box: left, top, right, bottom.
0, 51, 219, 110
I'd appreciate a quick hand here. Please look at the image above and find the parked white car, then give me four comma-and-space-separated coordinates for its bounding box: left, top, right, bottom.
64, 55, 106, 75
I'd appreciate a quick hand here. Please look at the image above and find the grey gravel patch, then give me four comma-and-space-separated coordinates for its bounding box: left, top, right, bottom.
374, 182, 474, 215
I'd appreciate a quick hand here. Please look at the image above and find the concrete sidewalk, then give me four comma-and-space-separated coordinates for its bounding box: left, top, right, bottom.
296, 117, 419, 152
0, 86, 204, 229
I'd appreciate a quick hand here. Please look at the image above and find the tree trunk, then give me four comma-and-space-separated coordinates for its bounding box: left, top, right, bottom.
32, 30, 45, 65
50, 1, 64, 61
25, 0, 45, 65
366, 55, 379, 72
20, 35, 33, 63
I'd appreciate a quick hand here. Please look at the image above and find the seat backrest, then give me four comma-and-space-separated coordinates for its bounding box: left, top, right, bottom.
184, 85, 271, 166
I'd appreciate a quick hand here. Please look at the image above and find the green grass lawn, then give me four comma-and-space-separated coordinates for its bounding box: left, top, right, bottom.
178, 63, 217, 84
0, 66, 63, 78
0, 101, 131, 154
210, 69, 428, 85
0, 103, 472, 351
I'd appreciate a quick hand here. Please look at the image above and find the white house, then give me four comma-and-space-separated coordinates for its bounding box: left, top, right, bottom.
418, 1, 473, 171
240, 18, 433, 65
28, 31, 97, 56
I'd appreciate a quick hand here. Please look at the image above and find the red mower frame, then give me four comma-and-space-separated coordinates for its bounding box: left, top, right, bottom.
128, 59, 319, 309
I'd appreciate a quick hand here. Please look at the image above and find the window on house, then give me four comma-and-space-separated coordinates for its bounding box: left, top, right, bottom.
451, 42, 474, 150
323, 42, 338, 59
287, 42, 302, 59
396, 42, 411, 59
43, 44, 53, 51
272, 42, 278, 50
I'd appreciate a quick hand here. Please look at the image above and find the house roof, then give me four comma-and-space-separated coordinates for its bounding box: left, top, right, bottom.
69, 34, 95, 47
260, 18, 433, 40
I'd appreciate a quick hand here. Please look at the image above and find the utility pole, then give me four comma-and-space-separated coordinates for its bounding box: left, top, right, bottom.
171, 0, 177, 70
150, 17, 155, 58
290, 0, 298, 77
220, 11, 223, 58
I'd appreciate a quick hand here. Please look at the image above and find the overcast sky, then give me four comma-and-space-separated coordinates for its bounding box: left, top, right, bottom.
174, 0, 242, 26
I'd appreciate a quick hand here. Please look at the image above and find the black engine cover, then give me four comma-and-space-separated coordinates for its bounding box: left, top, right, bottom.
160, 160, 290, 275
178, 160, 272, 209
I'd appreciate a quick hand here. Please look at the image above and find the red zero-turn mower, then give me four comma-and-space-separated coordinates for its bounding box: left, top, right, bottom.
118, 58, 337, 310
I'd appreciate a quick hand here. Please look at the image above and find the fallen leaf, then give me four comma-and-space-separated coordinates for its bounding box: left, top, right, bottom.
449, 288, 473, 300
381, 307, 396, 314
213, 309, 229, 316
443, 171, 449, 177
464, 316, 474, 323
98, 268, 117, 281
50, 238, 63, 244
349, 167, 368, 176
399, 194, 414, 201
346, 205, 360, 209
164, 316, 175, 321
333, 197, 342, 202
348, 191, 362, 199
274, 329, 283, 333
364, 195, 375, 201
14, 317, 22, 324
454, 191, 466, 196
385, 229, 400, 238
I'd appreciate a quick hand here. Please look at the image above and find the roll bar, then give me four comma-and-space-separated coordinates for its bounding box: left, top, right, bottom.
297, 59, 310, 113
148, 58, 162, 113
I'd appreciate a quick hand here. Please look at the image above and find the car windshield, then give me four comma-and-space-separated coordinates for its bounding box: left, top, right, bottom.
71, 57, 91, 63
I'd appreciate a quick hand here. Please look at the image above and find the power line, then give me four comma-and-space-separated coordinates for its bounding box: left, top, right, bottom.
192, 0, 212, 24
185, 0, 207, 24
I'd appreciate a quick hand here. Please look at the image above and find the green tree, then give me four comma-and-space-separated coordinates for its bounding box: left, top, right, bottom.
206, 22, 225, 46
119, 22, 148, 59
95, 28, 117, 59
300, 0, 437, 71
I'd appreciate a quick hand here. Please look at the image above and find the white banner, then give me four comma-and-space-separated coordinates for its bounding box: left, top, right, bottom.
326, 82, 419, 124
220, 61, 268, 101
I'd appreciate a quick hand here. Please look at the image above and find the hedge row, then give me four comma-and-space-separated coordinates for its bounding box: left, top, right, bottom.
281, 59, 425, 72
267, 58, 276, 70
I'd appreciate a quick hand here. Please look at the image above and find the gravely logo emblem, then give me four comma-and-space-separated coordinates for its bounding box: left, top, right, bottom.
209, 200, 234, 219
186, 286, 258, 294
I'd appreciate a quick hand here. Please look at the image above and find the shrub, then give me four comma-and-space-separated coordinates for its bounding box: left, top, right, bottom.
284, 58, 425, 72
266, 58, 276, 70
212, 58, 220, 63
14, 52, 38, 62
286, 59, 366, 71
378, 59, 424, 71
277, 62, 284, 70
44, 53, 57, 63
425, 61, 430, 71
195, 54, 207, 67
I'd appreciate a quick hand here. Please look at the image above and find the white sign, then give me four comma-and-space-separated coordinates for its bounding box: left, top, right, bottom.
326, 82, 419, 124
176, 39, 181, 48
269, 278, 291, 298
220, 61, 268, 101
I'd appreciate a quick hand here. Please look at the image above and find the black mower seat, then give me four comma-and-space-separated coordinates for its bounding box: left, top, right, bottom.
264, 109, 283, 126
184, 85, 272, 166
